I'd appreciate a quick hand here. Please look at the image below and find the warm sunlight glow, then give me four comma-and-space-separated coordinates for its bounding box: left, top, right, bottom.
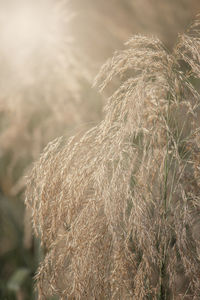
0, 0, 69, 86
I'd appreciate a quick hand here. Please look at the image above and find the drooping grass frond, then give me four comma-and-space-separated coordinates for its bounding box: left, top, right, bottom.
26, 19, 200, 299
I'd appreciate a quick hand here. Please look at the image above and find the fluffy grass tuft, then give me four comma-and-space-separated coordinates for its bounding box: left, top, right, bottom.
26, 18, 200, 299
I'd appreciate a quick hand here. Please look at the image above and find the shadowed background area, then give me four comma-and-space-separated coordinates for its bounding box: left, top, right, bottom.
0, 1, 200, 299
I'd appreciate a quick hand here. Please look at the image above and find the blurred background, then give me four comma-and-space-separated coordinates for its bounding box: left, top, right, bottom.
0, 0, 200, 299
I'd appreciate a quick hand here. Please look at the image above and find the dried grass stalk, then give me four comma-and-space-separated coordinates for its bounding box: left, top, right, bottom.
26, 18, 200, 299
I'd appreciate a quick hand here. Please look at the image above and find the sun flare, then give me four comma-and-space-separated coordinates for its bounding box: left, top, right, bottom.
0, 0, 70, 87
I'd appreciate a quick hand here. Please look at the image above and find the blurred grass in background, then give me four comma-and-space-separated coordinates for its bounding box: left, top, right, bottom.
0, 0, 200, 299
